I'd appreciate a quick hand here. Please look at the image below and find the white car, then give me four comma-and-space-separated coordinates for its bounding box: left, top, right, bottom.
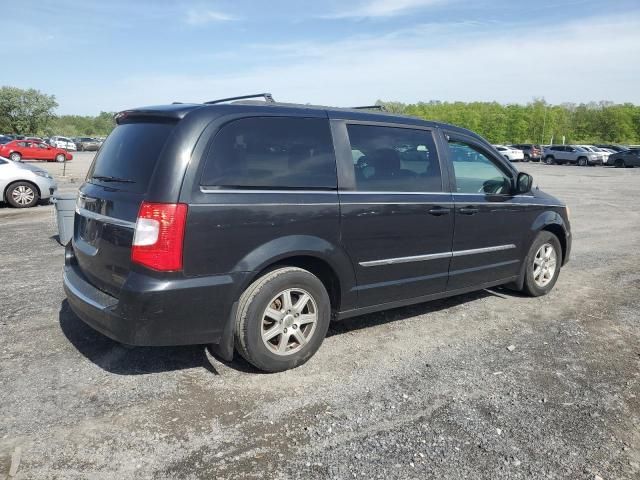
0, 155, 57, 208
579, 145, 609, 165
494, 145, 524, 162
49, 136, 77, 151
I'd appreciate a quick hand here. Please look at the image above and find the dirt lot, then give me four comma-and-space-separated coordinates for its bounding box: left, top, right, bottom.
1, 154, 639, 479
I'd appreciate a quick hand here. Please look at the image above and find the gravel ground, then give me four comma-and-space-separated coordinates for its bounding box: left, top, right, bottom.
0, 155, 638, 479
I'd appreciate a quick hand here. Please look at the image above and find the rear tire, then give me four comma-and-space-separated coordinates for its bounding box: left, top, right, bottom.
614, 159, 625, 168
544, 156, 555, 165
5, 181, 39, 208
234, 267, 331, 372
522, 231, 562, 297
524, 154, 530, 162
577, 157, 587, 166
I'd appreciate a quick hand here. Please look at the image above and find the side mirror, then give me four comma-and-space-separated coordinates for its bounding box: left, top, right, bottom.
515, 172, 533, 194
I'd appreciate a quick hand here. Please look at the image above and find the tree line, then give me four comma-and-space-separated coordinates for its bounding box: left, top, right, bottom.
0, 86, 115, 137
1, 86, 638, 144
378, 99, 640, 145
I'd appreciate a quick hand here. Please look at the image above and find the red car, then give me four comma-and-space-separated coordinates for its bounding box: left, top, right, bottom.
0, 140, 73, 163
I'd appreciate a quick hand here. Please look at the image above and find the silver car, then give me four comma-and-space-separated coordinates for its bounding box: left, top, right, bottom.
49, 136, 77, 151
0, 156, 57, 208
543, 145, 604, 166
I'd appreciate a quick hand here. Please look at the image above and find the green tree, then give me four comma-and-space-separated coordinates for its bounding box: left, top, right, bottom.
0, 86, 58, 134
378, 98, 640, 145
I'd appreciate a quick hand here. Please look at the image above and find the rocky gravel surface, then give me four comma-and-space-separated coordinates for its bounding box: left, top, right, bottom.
0, 158, 638, 479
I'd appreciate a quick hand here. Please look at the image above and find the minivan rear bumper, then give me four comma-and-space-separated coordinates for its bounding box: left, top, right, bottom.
63, 250, 248, 346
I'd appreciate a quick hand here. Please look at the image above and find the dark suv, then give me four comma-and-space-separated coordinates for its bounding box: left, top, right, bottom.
63, 94, 571, 372
607, 148, 640, 168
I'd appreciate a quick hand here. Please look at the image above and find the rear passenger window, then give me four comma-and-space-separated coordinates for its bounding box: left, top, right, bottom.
201, 117, 336, 189
346, 124, 442, 192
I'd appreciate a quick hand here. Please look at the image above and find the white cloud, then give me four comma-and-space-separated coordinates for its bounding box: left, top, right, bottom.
56, 12, 640, 114
325, 0, 445, 19
185, 8, 237, 25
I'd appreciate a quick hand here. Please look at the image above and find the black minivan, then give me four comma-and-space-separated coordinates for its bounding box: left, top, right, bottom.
64, 94, 571, 372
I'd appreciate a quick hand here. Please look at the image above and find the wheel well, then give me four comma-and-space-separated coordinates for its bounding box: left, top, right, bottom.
541, 224, 566, 263
4, 180, 41, 203
256, 256, 342, 313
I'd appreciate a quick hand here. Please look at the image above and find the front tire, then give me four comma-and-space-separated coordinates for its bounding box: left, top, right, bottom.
522, 231, 562, 297
234, 267, 331, 372
9, 152, 21, 162
614, 159, 625, 168
577, 157, 588, 166
545, 156, 555, 165
55, 154, 65, 163
6, 181, 39, 208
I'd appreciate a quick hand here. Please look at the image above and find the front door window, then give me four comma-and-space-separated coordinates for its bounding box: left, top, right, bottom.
448, 140, 512, 194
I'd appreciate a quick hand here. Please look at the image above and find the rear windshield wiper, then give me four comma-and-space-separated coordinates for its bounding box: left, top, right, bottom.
91, 175, 136, 183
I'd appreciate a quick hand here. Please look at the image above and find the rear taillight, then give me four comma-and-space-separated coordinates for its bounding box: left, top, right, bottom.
131, 202, 188, 271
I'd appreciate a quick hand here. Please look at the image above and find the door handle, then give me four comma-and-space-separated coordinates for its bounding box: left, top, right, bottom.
459, 206, 479, 215
428, 207, 450, 216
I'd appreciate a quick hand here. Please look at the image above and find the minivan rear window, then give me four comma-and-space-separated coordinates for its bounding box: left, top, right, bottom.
200, 117, 336, 189
87, 122, 175, 193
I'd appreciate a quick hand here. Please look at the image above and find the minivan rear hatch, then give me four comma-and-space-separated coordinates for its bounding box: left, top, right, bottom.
73, 120, 177, 297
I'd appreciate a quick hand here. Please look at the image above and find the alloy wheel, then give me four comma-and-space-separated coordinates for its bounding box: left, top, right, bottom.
533, 243, 557, 288
261, 288, 318, 356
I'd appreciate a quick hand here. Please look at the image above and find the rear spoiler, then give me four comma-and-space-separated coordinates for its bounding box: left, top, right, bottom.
114, 105, 201, 124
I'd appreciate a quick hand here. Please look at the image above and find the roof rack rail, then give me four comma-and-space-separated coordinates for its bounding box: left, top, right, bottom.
351, 105, 386, 111
204, 93, 275, 105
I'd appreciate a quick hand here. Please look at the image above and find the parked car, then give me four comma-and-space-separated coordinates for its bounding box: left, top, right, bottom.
594, 144, 628, 153
509, 144, 542, 162
578, 145, 611, 164
0, 140, 73, 163
63, 95, 571, 372
607, 148, 640, 168
74, 137, 101, 151
598, 147, 618, 154
49, 136, 77, 151
0, 155, 57, 208
543, 145, 604, 166
493, 145, 524, 162
0, 135, 12, 145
